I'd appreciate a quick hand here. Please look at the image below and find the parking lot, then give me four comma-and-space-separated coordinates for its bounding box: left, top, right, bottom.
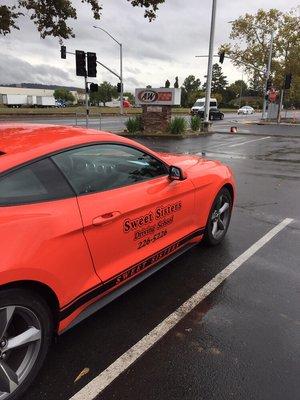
15, 126, 299, 400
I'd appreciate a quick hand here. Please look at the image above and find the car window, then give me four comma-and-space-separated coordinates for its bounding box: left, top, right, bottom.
52, 144, 168, 195
0, 158, 74, 206
193, 101, 204, 107
210, 101, 217, 107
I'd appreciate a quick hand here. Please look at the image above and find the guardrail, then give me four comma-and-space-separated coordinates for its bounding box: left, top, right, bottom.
75, 112, 102, 130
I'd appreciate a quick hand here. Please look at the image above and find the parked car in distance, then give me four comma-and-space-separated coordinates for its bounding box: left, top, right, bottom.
237, 105, 255, 115
197, 107, 224, 121
0, 124, 235, 400
105, 98, 132, 108
191, 97, 218, 115
55, 100, 66, 108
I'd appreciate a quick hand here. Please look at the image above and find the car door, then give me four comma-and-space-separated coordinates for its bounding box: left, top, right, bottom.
52, 143, 198, 283
0, 157, 100, 308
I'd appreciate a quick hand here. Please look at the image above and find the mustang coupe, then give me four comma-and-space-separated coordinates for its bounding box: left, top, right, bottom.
0, 124, 235, 399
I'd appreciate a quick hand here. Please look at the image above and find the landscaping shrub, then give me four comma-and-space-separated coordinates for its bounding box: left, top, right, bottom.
190, 116, 201, 131
125, 116, 141, 134
167, 117, 187, 135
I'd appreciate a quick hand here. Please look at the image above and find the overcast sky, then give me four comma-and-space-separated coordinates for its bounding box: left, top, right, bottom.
0, 0, 299, 91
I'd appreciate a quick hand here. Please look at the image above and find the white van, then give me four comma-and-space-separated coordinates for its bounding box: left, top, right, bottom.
191, 97, 218, 115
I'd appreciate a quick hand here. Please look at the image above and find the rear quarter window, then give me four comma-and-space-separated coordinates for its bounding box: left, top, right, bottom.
0, 158, 74, 206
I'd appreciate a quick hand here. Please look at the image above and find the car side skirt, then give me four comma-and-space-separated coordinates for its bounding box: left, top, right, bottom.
59, 227, 205, 333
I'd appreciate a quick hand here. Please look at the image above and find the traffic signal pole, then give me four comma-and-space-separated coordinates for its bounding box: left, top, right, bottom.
85, 74, 89, 128
204, 0, 217, 125
262, 30, 274, 120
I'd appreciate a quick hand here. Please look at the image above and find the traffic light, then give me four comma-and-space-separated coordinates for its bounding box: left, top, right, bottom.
60, 46, 66, 59
90, 83, 99, 93
266, 79, 272, 90
117, 82, 122, 93
75, 50, 86, 77
284, 74, 292, 90
87, 52, 97, 78
219, 51, 225, 64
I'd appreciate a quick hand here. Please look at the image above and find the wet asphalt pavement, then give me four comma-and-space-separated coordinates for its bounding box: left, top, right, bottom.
15, 124, 300, 400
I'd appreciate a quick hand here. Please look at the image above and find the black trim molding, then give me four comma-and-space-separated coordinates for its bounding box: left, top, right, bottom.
59, 227, 205, 321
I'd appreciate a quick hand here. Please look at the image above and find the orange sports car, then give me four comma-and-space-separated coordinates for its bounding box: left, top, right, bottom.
0, 124, 235, 399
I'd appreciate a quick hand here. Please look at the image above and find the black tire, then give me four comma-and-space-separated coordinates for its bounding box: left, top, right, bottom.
0, 289, 53, 400
203, 187, 233, 246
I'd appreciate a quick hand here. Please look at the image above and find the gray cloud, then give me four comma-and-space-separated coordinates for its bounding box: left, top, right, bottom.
0, 54, 71, 85
0, 0, 299, 91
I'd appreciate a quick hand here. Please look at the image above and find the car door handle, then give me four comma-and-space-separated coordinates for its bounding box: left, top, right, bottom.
92, 211, 121, 226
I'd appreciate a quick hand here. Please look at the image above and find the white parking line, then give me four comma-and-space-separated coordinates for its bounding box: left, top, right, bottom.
228, 136, 271, 147
69, 218, 293, 400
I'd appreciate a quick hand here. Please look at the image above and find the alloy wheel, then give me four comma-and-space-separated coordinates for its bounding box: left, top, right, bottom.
0, 306, 42, 399
210, 194, 230, 240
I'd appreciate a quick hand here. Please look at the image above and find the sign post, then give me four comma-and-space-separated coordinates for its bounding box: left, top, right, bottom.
135, 88, 181, 133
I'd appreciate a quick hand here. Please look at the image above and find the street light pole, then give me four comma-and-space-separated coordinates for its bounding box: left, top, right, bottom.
93, 26, 123, 115
262, 30, 274, 120
204, 0, 217, 125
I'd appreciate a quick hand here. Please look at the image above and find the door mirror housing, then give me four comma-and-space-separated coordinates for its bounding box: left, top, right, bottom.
169, 166, 187, 181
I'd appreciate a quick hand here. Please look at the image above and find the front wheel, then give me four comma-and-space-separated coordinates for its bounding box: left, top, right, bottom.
203, 187, 232, 246
0, 289, 53, 400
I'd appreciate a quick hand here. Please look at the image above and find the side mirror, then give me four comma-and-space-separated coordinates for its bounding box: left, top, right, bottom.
169, 166, 187, 181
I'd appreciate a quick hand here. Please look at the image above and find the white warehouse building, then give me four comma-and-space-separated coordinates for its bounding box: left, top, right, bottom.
0, 86, 83, 106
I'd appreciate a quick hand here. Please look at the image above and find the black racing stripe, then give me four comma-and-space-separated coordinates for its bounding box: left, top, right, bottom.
59, 227, 205, 321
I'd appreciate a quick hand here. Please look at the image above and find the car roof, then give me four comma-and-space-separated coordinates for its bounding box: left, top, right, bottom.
0, 123, 141, 173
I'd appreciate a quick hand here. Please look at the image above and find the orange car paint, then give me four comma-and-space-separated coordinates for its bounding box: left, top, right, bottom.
0, 124, 236, 333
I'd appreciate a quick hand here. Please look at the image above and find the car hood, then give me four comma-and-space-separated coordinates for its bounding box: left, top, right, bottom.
157, 152, 220, 170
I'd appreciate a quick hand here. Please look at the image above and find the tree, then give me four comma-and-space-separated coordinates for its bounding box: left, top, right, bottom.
165, 80, 170, 88
89, 81, 118, 106
220, 8, 300, 106
223, 79, 248, 105
174, 77, 179, 88
181, 75, 202, 107
202, 64, 228, 93
0, 0, 165, 40
53, 88, 75, 103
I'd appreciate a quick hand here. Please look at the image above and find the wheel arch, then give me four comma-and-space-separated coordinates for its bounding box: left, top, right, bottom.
223, 182, 235, 203
1, 280, 60, 332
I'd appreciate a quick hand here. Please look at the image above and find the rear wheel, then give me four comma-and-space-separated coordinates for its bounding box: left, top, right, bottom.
0, 289, 53, 400
204, 187, 232, 246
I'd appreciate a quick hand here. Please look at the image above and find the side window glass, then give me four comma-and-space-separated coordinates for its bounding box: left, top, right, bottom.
0, 158, 74, 206
52, 144, 168, 195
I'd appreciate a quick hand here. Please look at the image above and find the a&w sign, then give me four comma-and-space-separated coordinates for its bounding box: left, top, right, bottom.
135, 88, 181, 106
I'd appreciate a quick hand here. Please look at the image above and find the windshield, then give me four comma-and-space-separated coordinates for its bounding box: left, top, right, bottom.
193, 102, 204, 107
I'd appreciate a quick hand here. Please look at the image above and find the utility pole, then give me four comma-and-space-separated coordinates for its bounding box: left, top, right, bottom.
120, 43, 124, 116
204, 0, 217, 125
262, 30, 274, 120
277, 89, 284, 123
